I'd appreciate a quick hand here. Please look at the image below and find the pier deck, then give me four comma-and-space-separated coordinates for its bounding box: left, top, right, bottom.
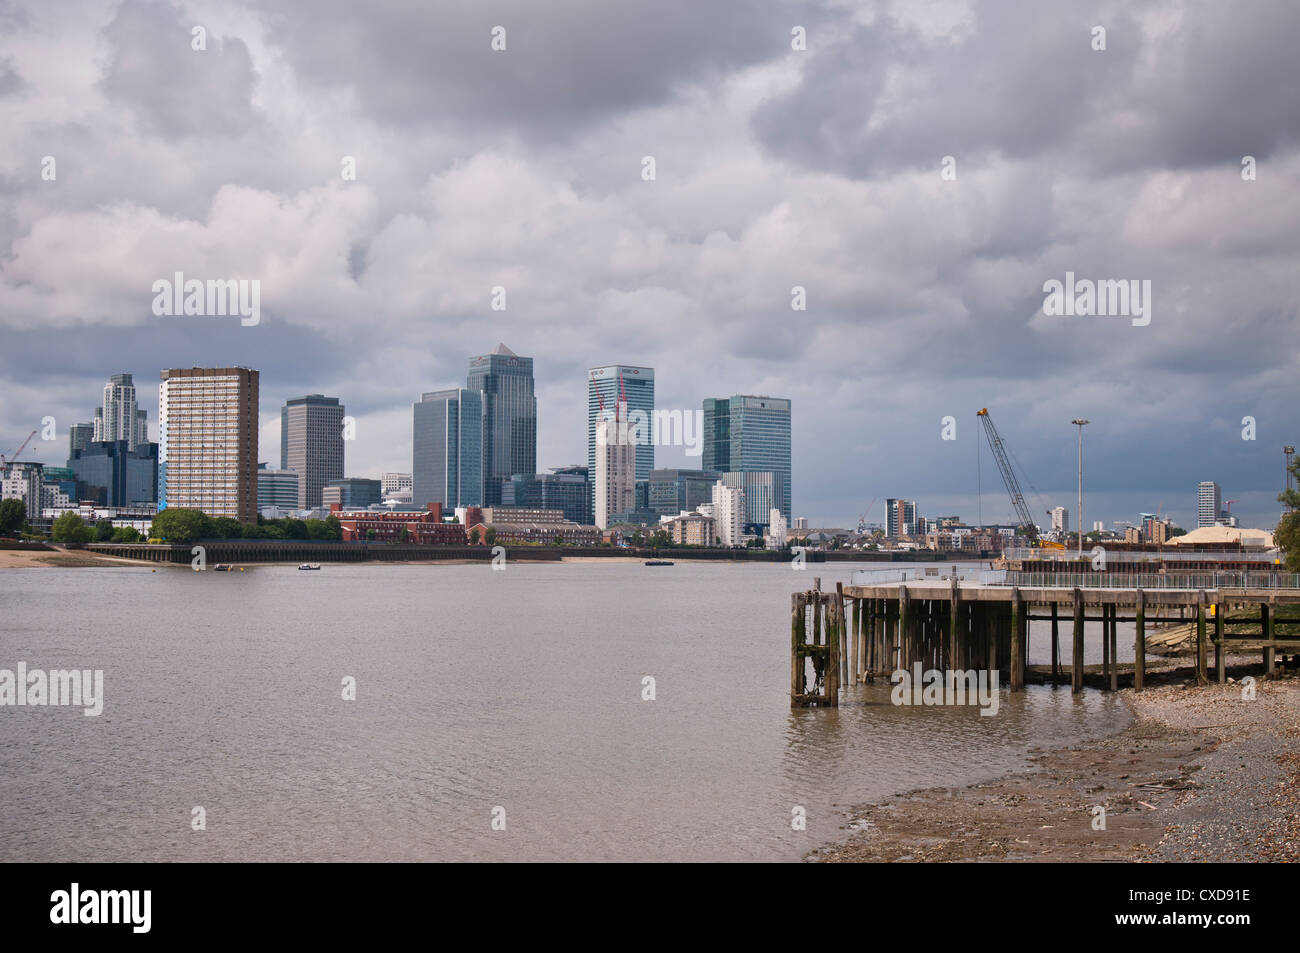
791, 577, 1300, 707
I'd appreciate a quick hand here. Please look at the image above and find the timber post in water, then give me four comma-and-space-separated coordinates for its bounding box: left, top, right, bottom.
792, 576, 1300, 708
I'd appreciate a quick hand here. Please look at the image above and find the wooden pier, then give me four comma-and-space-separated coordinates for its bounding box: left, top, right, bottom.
791, 578, 1300, 707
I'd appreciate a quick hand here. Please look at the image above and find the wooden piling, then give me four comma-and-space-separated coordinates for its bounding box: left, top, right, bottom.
1101, 603, 1110, 688
1010, 588, 1023, 692
1215, 600, 1225, 685
851, 596, 860, 686
836, 582, 847, 692
1263, 603, 1274, 676
1108, 603, 1117, 693
949, 577, 960, 672
790, 593, 805, 702
1196, 591, 1208, 686
1072, 588, 1084, 694
1134, 588, 1145, 692
1050, 602, 1060, 682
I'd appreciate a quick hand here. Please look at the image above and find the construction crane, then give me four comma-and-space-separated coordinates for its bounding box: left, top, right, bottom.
856, 497, 878, 534
0, 430, 37, 467
976, 409, 1039, 542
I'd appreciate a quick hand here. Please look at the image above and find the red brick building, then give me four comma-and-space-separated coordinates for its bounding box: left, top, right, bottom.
334, 503, 467, 545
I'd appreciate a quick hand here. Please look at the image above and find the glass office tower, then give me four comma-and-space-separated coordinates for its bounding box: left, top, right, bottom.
702, 395, 792, 520
413, 388, 484, 509
467, 344, 536, 506
588, 365, 654, 482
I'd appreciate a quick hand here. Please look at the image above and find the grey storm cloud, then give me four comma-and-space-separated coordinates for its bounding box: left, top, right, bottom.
266, 0, 799, 137
0, 0, 1297, 532
100, 0, 260, 138
753, 0, 1300, 178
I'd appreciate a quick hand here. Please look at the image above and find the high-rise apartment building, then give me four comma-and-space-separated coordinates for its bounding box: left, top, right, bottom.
594, 401, 636, 529
467, 344, 536, 506
885, 499, 918, 537
1, 462, 44, 519
1050, 506, 1069, 533
588, 366, 654, 483
1197, 481, 1222, 528
702, 395, 792, 519
92, 373, 146, 450
711, 480, 745, 547
280, 395, 345, 508
413, 388, 483, 509
767, 509, 788, 549
159, 367, 260, 522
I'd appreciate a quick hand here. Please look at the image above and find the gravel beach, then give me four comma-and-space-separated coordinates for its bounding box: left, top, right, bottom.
813, 665, 1300, 863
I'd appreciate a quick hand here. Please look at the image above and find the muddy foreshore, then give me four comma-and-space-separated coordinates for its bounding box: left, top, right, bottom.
811, 664, 1300, 863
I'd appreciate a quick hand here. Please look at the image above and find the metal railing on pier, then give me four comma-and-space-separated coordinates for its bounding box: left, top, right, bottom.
1003, 547, 1280, 564
1002, 570, 1300, 590
851, 567, 1007, 586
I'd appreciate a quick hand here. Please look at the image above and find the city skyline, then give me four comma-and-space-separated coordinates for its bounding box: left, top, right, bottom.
6, 354, 1289, 533
2, 3, 1297, 532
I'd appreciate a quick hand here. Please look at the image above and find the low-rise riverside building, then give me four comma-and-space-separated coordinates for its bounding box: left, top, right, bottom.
467, 520, 601, 545
334, 504, 466, 545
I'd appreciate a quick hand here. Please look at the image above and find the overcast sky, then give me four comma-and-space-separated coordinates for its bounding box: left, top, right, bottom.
2, 0, 1297, 531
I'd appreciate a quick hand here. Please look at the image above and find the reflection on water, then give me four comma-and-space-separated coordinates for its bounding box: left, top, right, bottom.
0, 561, 1127, 861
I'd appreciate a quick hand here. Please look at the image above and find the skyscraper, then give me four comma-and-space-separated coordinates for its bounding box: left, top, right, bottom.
159, 367, 260, 522
467, 344, 537, 506
1198, 481, 1222, 528
280, 394, 346, 508
1050, 506, 1069, 533
711, 480, 745, 546
68, 423, 94, 459
701, 395, 792, 519
594, 401, 636, 529
885, 499, 918, 537
96, 373, 146, 450
413, 388, 483, 509
588, 365, 654, 482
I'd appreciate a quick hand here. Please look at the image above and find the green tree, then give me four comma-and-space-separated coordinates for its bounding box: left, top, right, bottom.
150, 508, 212, 544
324, 514, 342, 540
366, 528, 377, 541
210, 516, 243, 539
398, 527, 409, 543
0, 498, 26, 536
111, 526, 142, 543
484, 526, 497, 546
469, 527, 481, 545
94, 519, 115, 542
1277, 460, 1300, 571
51, 511, 93, 543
